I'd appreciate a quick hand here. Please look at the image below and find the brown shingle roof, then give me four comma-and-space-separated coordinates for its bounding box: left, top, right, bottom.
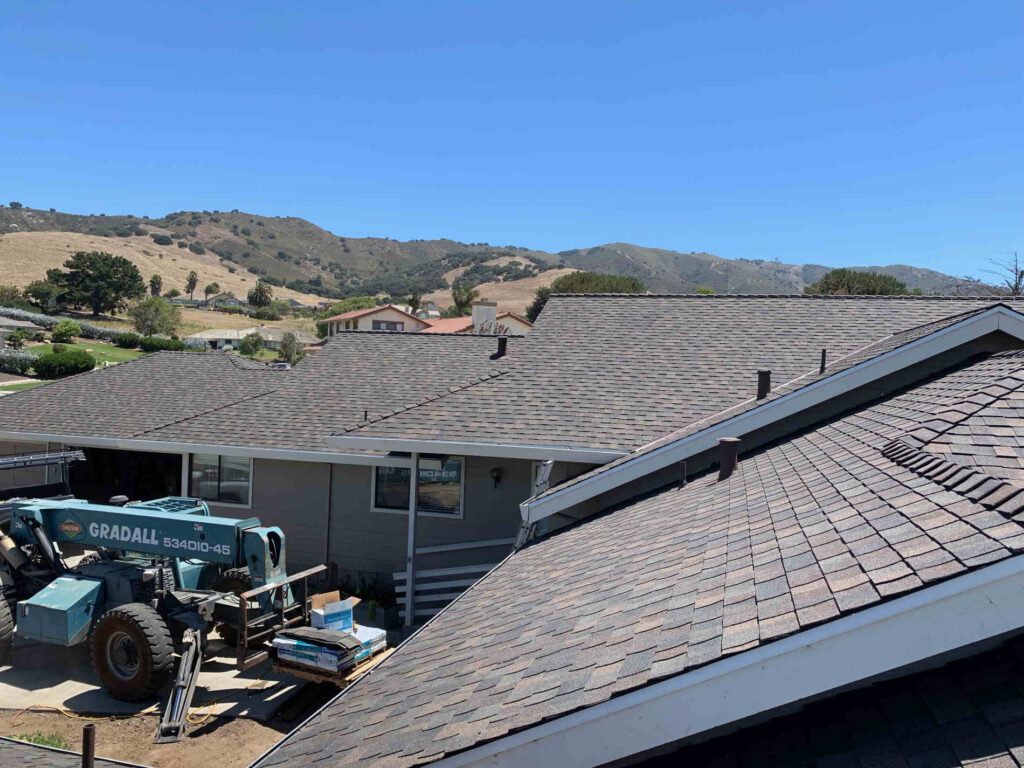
0, 334, 519, 453
257, 350, 1024, 768
334, 296, 1024, 452
0, 737, 144, 767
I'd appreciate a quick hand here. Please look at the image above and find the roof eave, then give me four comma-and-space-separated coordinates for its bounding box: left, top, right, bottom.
521, 305, 1024, 524
323, 435, 629, 463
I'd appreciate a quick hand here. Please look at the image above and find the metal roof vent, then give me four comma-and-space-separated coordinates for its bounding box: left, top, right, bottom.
757, 370, 771, 400
718, 437, 740, 481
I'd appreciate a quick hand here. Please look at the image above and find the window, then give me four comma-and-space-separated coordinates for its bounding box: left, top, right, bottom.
189, 454, 252, 505
372, 458, 464, 516
372, 320, 404, 331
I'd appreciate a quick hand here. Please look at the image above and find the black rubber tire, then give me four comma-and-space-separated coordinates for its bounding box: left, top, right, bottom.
213, 568, 257, 647
0, 598, 13, 664
91, 603, 173, 702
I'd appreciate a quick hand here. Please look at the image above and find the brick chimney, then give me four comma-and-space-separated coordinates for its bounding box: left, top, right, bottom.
471, 299, 498, 332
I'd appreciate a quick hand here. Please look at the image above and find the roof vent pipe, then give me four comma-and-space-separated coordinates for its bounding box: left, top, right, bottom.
718, 437, 740, 481
820, 348, 827, 374
495, 337, 508, 358
756, 370, 771, 400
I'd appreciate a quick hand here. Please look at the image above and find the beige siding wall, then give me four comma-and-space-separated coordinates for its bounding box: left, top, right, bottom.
330, 308, 429, 334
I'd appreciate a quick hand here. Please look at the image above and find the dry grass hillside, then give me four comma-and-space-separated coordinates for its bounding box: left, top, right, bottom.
425, 267, 578, 315
0, 230, 324, 304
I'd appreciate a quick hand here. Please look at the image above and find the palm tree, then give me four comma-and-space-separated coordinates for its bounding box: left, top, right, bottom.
185, 270, 198, 301
149, 274, 163, 297
406, 292, 422, 314
247, 279, 274, 308
451, 282, 479, 316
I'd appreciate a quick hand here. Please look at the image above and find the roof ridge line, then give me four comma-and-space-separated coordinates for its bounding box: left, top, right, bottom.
336, 368, 514, 434
880, 437, 1024, 522
129, 386, 281, 439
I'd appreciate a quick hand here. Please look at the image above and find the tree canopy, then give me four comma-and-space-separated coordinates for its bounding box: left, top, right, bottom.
248, 279, 274, 308
185, 270, 199, 300
149, 274, 163, 297
803, 269, 909, 296
47, 251, 146, 316
129, 296, 182, 337
279, 332, 304, 365
526, 271, 646, 322
238, 331, 265, 358
204, 282, 220, 299
451, 282, 479, 315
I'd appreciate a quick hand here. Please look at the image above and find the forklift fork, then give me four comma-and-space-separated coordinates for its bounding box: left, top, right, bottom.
154, 628, 203, 743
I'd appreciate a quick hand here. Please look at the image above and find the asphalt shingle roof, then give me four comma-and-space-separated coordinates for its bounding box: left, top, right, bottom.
336, 296, 1024, 452
645, 635, 1024, 768
528, 303, 1007, 504
0, 333, 518, 453
0, 737, 143, 767
257, 350, 1024, 768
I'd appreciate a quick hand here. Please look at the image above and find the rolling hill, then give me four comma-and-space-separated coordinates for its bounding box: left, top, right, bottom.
0, 205, 974, 314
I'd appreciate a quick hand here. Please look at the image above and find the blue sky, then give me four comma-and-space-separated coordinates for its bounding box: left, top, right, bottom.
2, 1, 1020, 276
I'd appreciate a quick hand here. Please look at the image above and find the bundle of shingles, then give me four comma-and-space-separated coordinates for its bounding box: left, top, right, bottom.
273, 626, 386, 673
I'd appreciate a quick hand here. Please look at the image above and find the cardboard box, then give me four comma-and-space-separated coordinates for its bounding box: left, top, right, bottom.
312, 598, 356, 631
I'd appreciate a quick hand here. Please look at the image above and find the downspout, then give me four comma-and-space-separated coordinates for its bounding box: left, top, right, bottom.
404, 452, 419, 627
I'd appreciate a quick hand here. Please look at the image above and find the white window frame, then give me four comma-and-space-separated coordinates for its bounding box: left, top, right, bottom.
370, 457, 466, 519
185, 452, 253, 509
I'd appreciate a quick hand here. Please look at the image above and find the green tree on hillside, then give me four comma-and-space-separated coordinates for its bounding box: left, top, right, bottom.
204, 282, 220, 300
247, 279, 274, 308
129, 296, 182, 337
47, 251, 146, 316
406, 292, 422, 314
526, 272, 646, 322
803, 269, 908, 296
149, 274, 163, 297
185, 270, 199, 301
451, 282, 479, 316
8, 202, 22, 209
25, 280, 62, 309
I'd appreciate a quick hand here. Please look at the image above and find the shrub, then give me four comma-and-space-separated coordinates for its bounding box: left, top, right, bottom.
32, 331, 46, 342
152, 234, 173, 246
0, 348, 33, 374
165, 288, 181, 298
115, 332, 141, 349
51, 319, 81, 343
183, 337, 208, 351
14, 732, 71, 750
8, 201, 23, 209
76, 320, 119, 342
4, 330, 30, 349
32, 348, 96, 378
177, 240, 188, 249
215, 305, 248, 315
189, 242, 206, 255
252, 306, 281, 321
140, 336, 186, 353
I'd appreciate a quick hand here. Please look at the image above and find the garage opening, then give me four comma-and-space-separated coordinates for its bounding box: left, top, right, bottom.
69, 448, 183, 503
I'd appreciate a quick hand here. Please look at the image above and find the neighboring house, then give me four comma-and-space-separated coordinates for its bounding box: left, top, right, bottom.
418, 301, 442, 319
0, 317, 43, 337
254, 303, 1024, 768
205, 291, 243, 308
324, 304, 432, 334
422, 300, 533, 335
186, 325, 317, 350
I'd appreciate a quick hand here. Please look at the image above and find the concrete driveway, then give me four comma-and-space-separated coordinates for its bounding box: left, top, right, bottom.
0, 635, 303, 720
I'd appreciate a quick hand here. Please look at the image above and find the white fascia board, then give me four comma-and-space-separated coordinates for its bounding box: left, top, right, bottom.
433, 553, 1024, 768
523, 306, 1024, 524
324, 435, 628, 463
0, 430, 413, 468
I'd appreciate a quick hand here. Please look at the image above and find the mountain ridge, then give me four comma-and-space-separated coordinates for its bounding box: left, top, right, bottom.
0, 205, 972, 307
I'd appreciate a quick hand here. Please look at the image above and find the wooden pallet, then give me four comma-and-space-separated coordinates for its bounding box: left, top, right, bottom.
272, 646, 394, 686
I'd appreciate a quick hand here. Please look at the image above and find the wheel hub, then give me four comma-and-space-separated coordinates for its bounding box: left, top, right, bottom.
106, 630, 140, 681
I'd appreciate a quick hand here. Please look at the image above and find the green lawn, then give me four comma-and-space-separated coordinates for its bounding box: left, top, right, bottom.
25, 342, 146, 366
0, 381, 48, 392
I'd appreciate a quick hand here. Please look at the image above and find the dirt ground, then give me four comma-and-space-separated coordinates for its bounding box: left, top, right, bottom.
0, 683, 335, 767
